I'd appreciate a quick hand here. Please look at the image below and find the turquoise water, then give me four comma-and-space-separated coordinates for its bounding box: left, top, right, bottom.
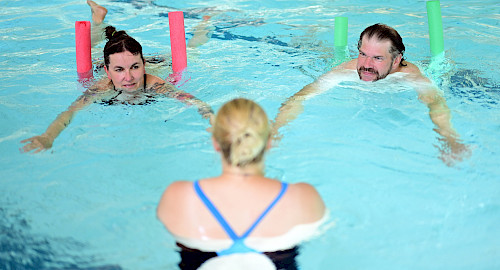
1, 0, 499, 269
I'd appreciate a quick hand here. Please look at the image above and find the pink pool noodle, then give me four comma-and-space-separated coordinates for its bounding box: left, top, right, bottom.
168, 11, 187, 74
75, 21, 92, 75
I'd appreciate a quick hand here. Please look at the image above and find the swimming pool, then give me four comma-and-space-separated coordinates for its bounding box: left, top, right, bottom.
1, 0, 499, 269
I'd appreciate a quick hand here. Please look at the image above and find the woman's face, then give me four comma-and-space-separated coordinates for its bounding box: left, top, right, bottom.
105, 51, 145, 92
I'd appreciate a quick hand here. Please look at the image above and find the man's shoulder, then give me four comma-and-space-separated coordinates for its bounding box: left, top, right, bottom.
335, 59, 356, 70
400, 61, 421, 74
398, 61, 433, 84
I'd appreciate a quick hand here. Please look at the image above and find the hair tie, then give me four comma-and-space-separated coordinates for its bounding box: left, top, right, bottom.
111, 30, 117, 37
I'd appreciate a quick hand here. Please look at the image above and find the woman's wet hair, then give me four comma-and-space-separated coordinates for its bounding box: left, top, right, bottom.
213, 98, 270, 167
357, 23, 407, 66
103, 25, 144, 68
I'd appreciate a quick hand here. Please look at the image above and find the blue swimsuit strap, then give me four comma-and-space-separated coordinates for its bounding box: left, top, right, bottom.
194, 180, 289, 240
240, 182, 288, 239
194, 181, 238, 240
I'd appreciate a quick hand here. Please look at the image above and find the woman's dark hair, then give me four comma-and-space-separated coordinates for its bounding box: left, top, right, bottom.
357, 23, 407, 67
103, 25, 144, 68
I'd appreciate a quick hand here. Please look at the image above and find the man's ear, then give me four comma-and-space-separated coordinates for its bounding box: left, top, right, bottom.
392, 54, 402, 69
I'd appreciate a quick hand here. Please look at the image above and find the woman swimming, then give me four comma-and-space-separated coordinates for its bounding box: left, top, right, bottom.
157, 98, 327, 269
21, 0, 214, 153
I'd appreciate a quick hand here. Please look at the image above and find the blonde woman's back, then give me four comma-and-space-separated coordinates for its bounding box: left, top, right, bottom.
159, 175, 325, 240
157, 98, 327, 269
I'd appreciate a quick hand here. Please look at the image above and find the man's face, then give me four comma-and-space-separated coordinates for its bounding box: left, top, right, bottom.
356, 36, 399, 82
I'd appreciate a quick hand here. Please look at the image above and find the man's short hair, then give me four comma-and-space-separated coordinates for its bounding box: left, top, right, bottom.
358, 23, 407, 66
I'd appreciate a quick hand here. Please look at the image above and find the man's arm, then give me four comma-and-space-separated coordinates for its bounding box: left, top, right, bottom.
419, 88, 456, 137
272, 80, 321, 136
405, 66, 470, 165
272, 61, 355, 137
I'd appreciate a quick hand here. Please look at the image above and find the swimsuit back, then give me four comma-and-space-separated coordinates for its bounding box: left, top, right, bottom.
193, 180, 288, 256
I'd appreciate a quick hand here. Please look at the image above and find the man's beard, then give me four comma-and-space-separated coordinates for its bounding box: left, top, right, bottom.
357, 66, 392, 82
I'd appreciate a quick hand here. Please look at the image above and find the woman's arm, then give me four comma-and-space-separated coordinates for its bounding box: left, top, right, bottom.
147, 77, 214, 122
20, 93, 96, 153
20, 80, 110, 153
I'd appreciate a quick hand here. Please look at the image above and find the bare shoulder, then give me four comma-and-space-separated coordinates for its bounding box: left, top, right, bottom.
77, 78, 112, 105
401, 61, 424, 75
159, 181, 193, 202
157, 180, 195, 234
286, 182, 326, 221
308, 59, 356, 90
335, 59, 356, 70
86, 78, 113, 93
157, 181, 193, 214
400, 61, 433, 84
288, 182, 322, 201
146, 74, 165, 85
145, 74, 178, 94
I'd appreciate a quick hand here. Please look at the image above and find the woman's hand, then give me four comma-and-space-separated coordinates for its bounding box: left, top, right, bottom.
20, 134, 53, 153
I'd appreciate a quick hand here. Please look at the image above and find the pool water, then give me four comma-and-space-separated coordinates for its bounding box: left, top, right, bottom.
1, 0, 499, 269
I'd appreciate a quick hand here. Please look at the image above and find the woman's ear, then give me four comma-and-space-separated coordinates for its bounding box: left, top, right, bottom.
266, 137, 272, 150
212, 137, 221, 152
104, 66, 111, 80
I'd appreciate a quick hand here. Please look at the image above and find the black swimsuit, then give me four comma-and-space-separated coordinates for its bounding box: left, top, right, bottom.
176, 243, 299, 270
101, 74, 156, 105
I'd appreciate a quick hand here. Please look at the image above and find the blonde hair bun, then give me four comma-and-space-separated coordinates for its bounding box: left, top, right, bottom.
213, 98, 270, 167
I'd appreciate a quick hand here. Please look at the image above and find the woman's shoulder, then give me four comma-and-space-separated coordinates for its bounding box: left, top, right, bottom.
146, 74, 165, 85
145, 74, 176, 94
286, 182, 321, 197
286, 182, 324, 207
284, 182, 326, 221
163, 180, 194, 196
86, 78, 113, 93
158, 181, 195, 215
